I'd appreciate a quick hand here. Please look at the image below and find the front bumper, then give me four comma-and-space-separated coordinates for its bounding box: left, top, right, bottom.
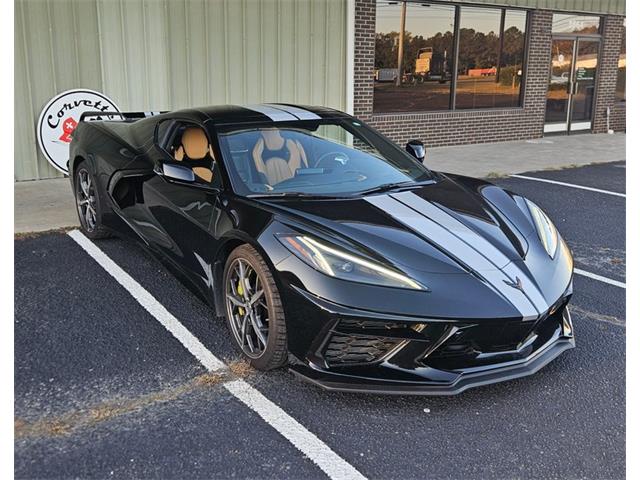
291, 334, 574, 396
286, 286, 575, 395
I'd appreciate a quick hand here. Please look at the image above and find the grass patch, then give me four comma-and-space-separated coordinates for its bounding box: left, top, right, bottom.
485, 171, 508, 179
228, 359, 254, 378
14, 226, 76, 240
14, 366, 258, 440
15, 372, 230, 440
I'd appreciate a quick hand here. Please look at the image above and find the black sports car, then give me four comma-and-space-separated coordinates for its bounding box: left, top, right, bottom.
69, 104, 575, 395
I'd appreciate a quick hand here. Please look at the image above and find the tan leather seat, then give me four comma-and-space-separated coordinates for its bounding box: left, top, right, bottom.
252, 130, 307, 185
174, 127, 214, 183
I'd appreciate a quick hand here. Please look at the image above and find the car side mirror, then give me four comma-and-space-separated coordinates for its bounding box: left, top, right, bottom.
160, 163, 195, 183
406, 140, 426, 163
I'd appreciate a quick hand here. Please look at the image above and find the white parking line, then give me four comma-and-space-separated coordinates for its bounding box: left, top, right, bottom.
574, 268, 626, 289
68, 230, 226, 371
510, 174, 626, 198
68, 230, 366, 480
226, 379, 366, 480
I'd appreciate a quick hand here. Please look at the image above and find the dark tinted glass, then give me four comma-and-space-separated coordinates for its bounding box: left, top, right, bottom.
552, 14, 600, 34
499, 10, 527, 107
374, 2, 527, 113
455, 8, 526, 109
374, 1, 455, 113
217, 120, 433, 196
455, 7, 502, 109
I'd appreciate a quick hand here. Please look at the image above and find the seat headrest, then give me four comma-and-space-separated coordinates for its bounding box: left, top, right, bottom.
261, 129, 285, 151
182, 127, 209, 160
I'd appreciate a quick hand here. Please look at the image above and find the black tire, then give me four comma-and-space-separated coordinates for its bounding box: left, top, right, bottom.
222, 244, 288, 371
74, 163, 111, 239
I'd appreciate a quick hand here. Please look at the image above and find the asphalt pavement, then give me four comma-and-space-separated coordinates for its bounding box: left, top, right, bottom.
14, 161, 625, 479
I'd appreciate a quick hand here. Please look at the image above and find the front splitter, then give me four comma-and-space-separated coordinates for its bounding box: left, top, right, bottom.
290, 336, 575, 396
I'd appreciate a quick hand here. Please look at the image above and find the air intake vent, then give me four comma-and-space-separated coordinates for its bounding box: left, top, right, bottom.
323, 333, 402, 366
338, 319, 412, 330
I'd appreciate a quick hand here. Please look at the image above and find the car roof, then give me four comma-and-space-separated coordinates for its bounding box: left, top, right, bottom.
168, 103, 353, 126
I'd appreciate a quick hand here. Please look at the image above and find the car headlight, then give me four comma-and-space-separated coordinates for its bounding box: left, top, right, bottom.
525, 199, 558, 258
277, 234, 427, 291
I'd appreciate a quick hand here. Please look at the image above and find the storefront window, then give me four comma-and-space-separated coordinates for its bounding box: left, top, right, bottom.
374, 1, 527, 113
374, 1, 455, 113
615, 19, 625, 103
455, 7, 525, 109
500, 11, 527, 106
552, 14, 600, 34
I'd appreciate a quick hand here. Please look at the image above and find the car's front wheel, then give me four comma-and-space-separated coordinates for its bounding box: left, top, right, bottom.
74, 163, 111, 239
223, 245, 288, 370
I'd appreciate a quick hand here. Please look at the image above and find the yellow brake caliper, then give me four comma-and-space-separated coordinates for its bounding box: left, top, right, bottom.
237, 280, 245, 316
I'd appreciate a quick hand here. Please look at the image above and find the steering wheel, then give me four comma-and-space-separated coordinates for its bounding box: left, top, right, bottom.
314, 151, 349, 169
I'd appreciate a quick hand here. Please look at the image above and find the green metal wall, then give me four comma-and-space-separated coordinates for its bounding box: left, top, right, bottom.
15, 0, 348, 181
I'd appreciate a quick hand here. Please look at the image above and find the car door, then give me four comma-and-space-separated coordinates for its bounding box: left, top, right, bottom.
141, 118, 223, 297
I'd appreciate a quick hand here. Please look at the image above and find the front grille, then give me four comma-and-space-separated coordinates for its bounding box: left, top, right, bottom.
424, 307, 567, 370
323, 333, 402, 366
338, 319, 411, 330
321, 318, 427, 367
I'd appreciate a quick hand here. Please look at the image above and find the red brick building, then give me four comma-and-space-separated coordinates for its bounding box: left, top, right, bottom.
353, 0, 626, 147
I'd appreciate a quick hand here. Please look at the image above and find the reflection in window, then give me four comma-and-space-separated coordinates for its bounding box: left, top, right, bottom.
545, 39, 573, 124
572, 40, 599, 122
456, 8, 498, 109
552, 14, 600, 34
456, 8, 525, 109
374, 1, 527, 113
500, 11, 527, 106
374, 2, 455, 113
615, 19, 625, 103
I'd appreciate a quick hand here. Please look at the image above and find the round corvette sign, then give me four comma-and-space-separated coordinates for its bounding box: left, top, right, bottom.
37, 89, 120, 174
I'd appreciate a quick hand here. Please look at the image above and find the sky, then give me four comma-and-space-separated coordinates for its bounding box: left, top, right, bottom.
376, 1, 526, 37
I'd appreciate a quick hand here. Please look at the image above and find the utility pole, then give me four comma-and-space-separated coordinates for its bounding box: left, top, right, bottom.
496, 9, 505, 84
395, 1, 406, 87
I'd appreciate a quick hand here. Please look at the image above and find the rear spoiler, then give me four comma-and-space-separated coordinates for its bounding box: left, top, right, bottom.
79, 111, 167, 122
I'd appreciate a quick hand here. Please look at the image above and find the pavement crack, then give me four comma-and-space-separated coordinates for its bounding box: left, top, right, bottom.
15, 361, 255, 440
566, 242, 626, 280
571, 305, 625, 327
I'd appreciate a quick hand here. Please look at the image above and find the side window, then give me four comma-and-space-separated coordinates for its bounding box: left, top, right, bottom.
156, 120, 221, 187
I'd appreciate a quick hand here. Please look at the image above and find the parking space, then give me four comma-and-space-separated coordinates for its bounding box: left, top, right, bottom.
15, 233, 328, 479
510, 160, 626, 195
15, 162, 625, 479
498, 170, 626, 286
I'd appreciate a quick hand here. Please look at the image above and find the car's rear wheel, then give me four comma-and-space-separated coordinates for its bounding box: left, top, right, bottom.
223, 245, 288, 370
74, 164, 111, 239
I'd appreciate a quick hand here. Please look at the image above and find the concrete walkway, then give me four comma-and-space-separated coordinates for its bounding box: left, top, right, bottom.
15, 177, 77, 234
14, 132, 625, 233
427, 132, 625, 178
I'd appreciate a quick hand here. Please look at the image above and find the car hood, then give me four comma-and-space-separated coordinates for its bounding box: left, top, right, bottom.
254, 173, 573, 319
259, 173, 536, 276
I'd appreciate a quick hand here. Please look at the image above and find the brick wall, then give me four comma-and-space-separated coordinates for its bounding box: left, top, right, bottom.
353, 0, 376, 122
610, 103, 626, 132
353, 0, 626, 147
593, 15, 626, 133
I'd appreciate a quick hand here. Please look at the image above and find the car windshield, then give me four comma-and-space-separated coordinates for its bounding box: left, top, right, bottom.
216, 119, 434, 197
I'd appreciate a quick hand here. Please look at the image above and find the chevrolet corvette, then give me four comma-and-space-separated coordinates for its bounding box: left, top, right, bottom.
69, 104, 575, 395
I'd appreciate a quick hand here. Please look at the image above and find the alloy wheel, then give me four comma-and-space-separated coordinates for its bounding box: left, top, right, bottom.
225, 258, 270, 358
76, 169, 97, 232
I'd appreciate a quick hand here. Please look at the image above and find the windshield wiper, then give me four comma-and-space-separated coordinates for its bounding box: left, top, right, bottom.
246, 192, 342, 199
356, 180, 431, 196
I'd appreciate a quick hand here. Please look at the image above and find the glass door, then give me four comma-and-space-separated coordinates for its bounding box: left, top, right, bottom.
545, 39, 574, 131
544, 37, 599, 133
570, 39, 599, 131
